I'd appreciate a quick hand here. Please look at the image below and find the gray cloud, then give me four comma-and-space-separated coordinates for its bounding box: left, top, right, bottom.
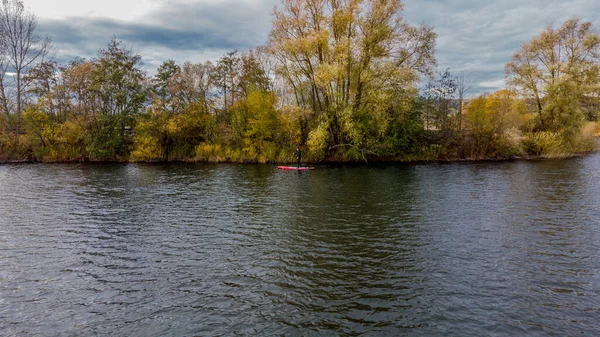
38, 0, 600, 94
144, 0, 278, 45
40, 0, 279, 72
404, 0, 600, 95
43, 18, 240, 51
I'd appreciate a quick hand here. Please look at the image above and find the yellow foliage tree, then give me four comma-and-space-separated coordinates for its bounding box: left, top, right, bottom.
269, 0, 436, 153
464, 89, 527, 158
506, 18, 600, 132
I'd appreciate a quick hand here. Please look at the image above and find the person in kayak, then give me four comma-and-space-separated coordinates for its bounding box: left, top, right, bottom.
296, 146, 302, 168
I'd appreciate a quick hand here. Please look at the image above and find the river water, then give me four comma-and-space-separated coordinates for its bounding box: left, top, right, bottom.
1, 155, 599, 336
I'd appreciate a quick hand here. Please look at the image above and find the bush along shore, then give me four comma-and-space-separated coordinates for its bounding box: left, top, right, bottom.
1, 121, 598, 165
0, 0, 599, 164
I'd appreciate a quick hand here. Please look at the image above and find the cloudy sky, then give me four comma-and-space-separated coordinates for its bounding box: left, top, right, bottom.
28, 0, 600, 95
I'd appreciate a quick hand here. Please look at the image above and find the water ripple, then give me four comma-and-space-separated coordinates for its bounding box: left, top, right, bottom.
1, 157, 600, 336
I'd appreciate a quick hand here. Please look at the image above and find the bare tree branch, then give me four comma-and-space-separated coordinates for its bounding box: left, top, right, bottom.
456, 71, 473, 132
0, 0, 50, 136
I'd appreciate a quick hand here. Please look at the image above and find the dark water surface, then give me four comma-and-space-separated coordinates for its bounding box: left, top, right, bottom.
1, 155, 599, 336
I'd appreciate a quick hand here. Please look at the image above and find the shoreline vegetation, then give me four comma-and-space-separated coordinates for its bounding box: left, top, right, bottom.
2, 149, 599, 166
1, 136, 599, 166
0, 1, 599, 165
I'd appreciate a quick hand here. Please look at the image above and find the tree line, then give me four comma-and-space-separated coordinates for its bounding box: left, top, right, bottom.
0, 0, 598, 163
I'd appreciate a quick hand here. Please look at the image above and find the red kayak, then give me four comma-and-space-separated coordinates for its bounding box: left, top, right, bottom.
277, 166, 315, 171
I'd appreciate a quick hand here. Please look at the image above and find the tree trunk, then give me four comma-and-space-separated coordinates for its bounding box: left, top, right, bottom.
16, 69, 21, 136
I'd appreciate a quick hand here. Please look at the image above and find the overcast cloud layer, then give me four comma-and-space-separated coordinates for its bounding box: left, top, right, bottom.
34, 0, 600, 95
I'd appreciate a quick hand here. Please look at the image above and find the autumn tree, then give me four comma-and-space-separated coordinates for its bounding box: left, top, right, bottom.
25, 61, 71, 122
0, 0, 50, 135
429, 68, 457, 133
86, 38, 146, 159
213, 50, 240, 116
133, 60, 217, 162
152, 59, 180, 113
268, 0, 436, 158
464, 89, 527, 158
93, 38, 146, 117
239, 50, 271, 99
227, 51, 275, 146
456, 71, 473, 132
61, 58, 97, 116
506, 18, 600, 133
171, 61, 215, 113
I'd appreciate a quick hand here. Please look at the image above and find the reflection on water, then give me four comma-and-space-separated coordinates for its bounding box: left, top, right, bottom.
1, 155, 600, 336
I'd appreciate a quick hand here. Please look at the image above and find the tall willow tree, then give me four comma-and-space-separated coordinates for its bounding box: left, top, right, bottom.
506, 19, 600, 132
268, 0, 436, 157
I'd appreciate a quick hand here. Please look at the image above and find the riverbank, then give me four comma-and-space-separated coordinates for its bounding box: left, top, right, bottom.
2, 123, 598, 165
2, 146, 598, 165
